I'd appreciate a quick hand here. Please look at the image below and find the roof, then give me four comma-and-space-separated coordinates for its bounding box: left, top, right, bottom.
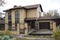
24, 4, 40, 9
4, 4, 43, 12
4, 6, 24, 12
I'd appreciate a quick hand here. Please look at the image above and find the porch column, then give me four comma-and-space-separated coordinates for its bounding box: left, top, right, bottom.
53, 21, 56, 32
37, 22, 39, 30
17, 23, 20, 35
50, 21, 53, 30
28, 25, 30, 32
29, 22, 31, 30
25, 23, 28, 35
35, 21, 39, 30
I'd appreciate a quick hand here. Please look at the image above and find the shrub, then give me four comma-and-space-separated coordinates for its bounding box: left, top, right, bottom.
9, 35, 13, 39
0, 36, 2, 40
4, 30, 11, 36
4, 30, 14, 39
0, 32, 4, 36
53, 28, 60, 40
3, 35, 9, 40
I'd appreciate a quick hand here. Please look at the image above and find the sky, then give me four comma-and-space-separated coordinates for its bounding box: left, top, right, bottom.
0, 0, 60, 13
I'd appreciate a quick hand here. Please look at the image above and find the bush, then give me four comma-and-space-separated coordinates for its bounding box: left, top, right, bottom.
53, 28, 60, 40
4, 30, 11, 36
0, 30, 13, 40
0, 32, 4, 36
3, 35, 9, 40
9, 35, 13, 39
4, 30, 14, 39
0, 36, 2, 40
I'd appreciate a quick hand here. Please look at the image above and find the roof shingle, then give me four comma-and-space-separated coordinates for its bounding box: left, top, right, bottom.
4, 4, 43, 12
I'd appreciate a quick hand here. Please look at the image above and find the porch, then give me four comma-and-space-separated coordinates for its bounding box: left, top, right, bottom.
25, 18, 57, 35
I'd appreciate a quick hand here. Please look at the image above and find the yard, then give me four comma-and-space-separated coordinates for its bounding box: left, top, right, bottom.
15, 35, 54, 40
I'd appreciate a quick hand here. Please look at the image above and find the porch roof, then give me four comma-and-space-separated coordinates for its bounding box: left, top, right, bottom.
25, 17, 60, 21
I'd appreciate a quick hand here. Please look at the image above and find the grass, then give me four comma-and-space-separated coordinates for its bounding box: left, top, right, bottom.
25, 35, 53, 38
16, 38, 28, 40
16, 35, 53, 40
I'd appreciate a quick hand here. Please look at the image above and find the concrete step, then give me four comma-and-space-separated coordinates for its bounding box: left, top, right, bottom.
28, 29, 36, 34
29, 29, 53, 35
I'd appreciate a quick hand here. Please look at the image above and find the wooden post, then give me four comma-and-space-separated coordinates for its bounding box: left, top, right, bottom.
17, 23, 20, 35
50, 21, 53, 30
35, 21, 38, 30
37, 22, 39, 30
53, 21, 56, 32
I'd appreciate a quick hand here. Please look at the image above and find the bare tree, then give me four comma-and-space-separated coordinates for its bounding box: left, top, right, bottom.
44, 10, 53, 17
44, 10, 60, 17
53, 10, 59, 17
0, 0, 5, 6
0, 12, 5, 17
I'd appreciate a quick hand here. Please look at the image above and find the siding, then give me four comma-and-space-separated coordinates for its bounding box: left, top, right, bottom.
27, 9, 37, 18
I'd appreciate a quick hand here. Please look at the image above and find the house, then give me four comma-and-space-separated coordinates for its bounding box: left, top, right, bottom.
4, 4, 60, 35
0, 12, 5, 17
0, 17, 5, 31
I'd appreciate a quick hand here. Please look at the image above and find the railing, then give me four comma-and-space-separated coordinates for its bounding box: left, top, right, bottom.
28, 29, 36, 34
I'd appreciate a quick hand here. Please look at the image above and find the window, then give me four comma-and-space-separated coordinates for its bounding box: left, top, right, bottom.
8, 21, 12, 30
8, 11, 12, 30
0, 24, 5, 30
15, 10, 20, 30
8, 11, 11, 20
15, 10, 19, 23
20, 29, 25, 34
15, 10, 19, 19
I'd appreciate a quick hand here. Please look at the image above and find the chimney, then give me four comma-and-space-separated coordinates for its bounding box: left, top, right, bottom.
14, 5, 17, 8
40, 5, 43, 12
40, 5, 44, 17
37, 4, 44, 18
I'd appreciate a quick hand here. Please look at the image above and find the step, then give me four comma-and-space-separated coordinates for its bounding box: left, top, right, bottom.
29, 29, 53, 35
